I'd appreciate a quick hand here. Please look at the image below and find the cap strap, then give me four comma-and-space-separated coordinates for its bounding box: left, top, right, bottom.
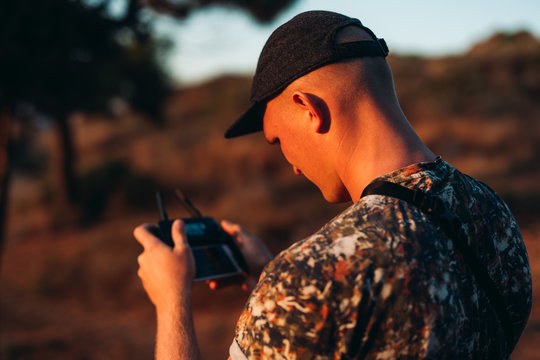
336, 39, 389, 58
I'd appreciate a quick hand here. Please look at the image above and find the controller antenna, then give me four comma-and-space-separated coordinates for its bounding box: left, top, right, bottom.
174, 189, 202, 218
156, 191, 169, 221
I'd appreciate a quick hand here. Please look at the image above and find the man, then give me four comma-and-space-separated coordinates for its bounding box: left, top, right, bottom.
134, 11, 532, 359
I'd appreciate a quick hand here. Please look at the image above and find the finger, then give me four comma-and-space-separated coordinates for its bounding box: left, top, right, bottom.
205, 274, 247, 291
137, 268, 144, 280
137, 253, 144, 266
171, 219, 188, 249
133, 223, 161, 250
136, 255, 145, 278
207, 280, 218, 291
221, 220, 242, 243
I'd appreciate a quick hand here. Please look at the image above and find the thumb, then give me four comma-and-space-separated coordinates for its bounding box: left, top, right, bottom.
171, 219, 189, 249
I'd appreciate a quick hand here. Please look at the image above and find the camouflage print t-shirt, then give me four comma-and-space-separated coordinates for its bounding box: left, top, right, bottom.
230, 158, 532, 359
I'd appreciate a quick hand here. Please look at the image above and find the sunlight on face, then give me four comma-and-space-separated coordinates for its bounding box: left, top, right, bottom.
263, 96, 351, 203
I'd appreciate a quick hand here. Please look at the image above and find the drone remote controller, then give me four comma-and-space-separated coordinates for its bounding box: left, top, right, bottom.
155, 191, 248, 282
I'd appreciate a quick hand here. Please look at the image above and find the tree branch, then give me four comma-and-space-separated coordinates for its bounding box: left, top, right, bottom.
141, 0, 298, 23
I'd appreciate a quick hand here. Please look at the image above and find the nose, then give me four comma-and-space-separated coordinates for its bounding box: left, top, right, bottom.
292, 166, 302, 175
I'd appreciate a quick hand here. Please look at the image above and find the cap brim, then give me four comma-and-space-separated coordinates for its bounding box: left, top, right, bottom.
224, 102, 265, 138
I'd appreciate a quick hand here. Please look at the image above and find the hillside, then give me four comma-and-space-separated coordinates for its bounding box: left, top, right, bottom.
2, 31, 540, 359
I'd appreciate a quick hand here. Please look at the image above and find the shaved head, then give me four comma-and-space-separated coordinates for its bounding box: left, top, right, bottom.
279, 25, 397, 115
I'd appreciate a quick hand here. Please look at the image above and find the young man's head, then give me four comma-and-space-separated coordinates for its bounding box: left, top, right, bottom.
225, 10, 390, 140
226, 11, 433, 202
260, 51, 398, 203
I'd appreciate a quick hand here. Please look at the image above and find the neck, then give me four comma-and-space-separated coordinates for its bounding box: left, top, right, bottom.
336, 103, 436, 202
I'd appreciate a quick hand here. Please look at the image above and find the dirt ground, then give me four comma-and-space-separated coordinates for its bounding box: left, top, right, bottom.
1, 208, 538, 359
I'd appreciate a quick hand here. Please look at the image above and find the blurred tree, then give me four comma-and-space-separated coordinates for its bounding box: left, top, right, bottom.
0, 0, 170, 211
0, 0, 297, 247
0, 102, 11, 258
143, 0, 298, 23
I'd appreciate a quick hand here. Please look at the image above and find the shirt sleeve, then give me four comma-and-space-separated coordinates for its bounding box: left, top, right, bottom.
229, 339, 248, 360
233, 255, 336, 359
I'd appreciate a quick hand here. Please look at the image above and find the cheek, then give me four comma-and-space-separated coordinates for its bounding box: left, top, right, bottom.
277, 131, 298, 161
279, 144, 296, 166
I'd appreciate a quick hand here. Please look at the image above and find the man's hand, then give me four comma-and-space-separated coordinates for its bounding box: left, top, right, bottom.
220, 220, 273, 291
134, 219, 196, 311
134, 219, 201, 360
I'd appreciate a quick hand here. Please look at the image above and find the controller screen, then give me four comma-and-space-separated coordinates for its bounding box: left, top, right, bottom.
192, 245, 240, 280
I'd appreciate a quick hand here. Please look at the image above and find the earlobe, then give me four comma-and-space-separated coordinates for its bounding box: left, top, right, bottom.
292, 91, 330, 134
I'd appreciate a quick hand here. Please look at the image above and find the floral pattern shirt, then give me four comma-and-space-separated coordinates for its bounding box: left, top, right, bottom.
231, 158, 532, 359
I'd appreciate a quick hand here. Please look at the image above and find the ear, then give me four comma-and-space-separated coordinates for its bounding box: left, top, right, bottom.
292, 91, 330, 134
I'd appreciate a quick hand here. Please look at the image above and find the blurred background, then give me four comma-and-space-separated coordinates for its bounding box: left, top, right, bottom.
1, 0, 539, 359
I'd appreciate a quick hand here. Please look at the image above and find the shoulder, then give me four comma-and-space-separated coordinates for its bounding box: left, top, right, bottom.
263, 195, 439, 306
289, 195, 435, 260
234, 197, 445, 358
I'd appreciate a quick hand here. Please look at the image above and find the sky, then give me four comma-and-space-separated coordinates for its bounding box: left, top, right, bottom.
151, 0, 540, 85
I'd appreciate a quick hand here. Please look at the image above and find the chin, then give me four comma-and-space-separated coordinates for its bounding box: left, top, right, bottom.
321, 189, 352, 204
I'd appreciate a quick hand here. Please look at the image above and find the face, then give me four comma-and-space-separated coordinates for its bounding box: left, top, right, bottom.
263, 96, 308, 175
263, 96, 351, 203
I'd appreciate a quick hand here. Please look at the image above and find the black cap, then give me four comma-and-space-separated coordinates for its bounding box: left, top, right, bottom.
224, 10, 389, 138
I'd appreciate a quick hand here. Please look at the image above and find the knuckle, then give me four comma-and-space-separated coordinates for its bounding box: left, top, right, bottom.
174, 243, 188, 253
137, 253, 145, 265
134, 223, 152, 237
133, 224, 145, 236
